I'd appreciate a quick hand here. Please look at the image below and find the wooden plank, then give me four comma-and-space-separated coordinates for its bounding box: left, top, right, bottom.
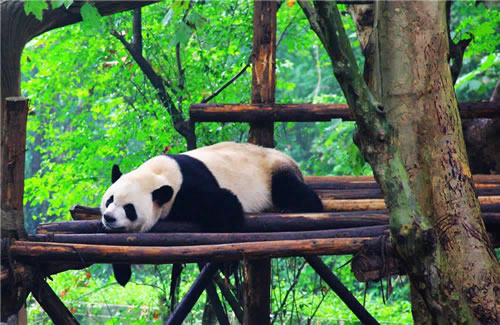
189, 102, 500, 122
10, 237, 372, 264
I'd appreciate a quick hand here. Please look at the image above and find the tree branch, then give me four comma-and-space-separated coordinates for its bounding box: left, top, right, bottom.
110, 27, 197, 149
131, 8, 143, 54
201, 61, 251, 103
446, 2, 472, 85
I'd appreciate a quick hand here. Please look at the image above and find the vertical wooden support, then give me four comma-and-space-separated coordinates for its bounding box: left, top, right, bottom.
1, 97, 28, 239
1, 97, 29, 322
248, 0, 277, 148
244, 2, 277, 324
243, 259, 272, 325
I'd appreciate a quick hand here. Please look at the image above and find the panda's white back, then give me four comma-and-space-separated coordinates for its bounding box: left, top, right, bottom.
182, 141, 302, 213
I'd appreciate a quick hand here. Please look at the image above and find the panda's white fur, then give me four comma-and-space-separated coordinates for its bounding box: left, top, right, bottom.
100, 141, 319, 233
183, 142, 301, 213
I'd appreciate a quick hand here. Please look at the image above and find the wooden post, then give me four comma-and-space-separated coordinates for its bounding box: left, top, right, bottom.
244, 2, 277, 324
1, 97, 29, 239
1, 97, 29, 322
248, 0, 277, 148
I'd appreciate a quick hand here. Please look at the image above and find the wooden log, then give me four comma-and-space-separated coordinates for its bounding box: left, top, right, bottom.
1, 97, 29, 239
29, 226, 389, 246
323, 197, 500, 212
190, 102, 500, 122
70, 205, 100, 221
39, 211, 390, 234
36, 211, 500, 235
31, 277, 79, 325
304, 256, 379, 325
36, 219, 202, 234
10, 237, 371, 265
165, 263, 221, 325
304, 174, 500, 184
190, 103, 352, 122
458, 101, 500, 119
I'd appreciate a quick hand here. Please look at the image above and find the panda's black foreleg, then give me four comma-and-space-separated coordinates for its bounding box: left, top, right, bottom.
272, 170, 323, 213
197, 188, 245, 232
112, 263, 132, 286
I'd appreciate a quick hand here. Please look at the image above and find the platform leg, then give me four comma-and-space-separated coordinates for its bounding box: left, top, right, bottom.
31, 278, 79, 325
164, 263, 220, 325
304, 256, 379, 325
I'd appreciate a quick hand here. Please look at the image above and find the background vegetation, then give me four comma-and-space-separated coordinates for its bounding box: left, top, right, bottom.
20, 0, 498, 323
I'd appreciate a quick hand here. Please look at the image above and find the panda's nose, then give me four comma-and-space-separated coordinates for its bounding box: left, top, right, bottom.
104, 214, 116, 223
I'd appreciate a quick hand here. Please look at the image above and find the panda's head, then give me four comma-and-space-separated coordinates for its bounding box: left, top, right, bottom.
100, 161, 177, 232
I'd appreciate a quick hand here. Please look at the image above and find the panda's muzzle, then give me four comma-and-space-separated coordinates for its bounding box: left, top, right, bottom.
103, 214, 116, 223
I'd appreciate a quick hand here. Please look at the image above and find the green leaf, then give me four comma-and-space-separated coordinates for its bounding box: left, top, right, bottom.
162, 8, 174, 25
172, 0, 189, 16
51, 0, 73, 9
186, 13, 205, 28
80, 2, 102, 29
169, 22, 192, 48
24, 0, 49, 20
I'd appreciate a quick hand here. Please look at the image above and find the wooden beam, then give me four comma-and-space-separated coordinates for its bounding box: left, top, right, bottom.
190, 103, 352, 122
9, 237, 371, 265
189, 101, 500, 122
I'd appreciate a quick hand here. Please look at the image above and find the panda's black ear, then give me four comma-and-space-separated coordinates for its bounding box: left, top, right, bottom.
152, 185, 173, 206
112, 164, 122, 184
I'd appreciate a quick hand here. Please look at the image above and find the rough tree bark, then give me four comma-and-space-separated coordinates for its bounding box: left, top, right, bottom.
299, 0, 500, 323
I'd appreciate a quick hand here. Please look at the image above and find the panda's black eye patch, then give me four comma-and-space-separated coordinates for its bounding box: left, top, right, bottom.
123, 204, 137, 222
105, 195, 114, 208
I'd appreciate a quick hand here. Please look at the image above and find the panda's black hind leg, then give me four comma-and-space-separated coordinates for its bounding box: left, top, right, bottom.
272, 170, 323, 213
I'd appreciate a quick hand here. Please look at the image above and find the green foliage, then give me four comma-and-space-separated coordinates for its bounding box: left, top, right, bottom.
24, 0, 48, 20
452, 1, 500, 100
80, 2, 102, 31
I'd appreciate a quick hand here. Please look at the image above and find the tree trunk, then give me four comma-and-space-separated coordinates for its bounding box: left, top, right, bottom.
373, 1, 499, 323
300, 0, 500, 323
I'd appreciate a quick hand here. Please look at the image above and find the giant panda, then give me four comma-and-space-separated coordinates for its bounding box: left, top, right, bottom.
100, 141, 323, 285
